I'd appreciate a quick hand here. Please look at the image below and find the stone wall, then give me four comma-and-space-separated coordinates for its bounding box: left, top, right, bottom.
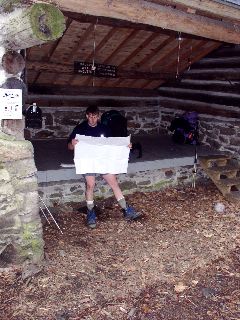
0, 130, 44, 267
26, 104, 240, 160
24, 101, 162, 140
38, 164, 205, 206
160, 109, 240, 159
199, 115, 240, 158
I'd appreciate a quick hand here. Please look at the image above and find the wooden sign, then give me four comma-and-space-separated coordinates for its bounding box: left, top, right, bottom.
74, 61, 117, 78
0, 89, 22, 119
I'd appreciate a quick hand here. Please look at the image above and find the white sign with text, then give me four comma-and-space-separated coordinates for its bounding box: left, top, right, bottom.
0, 89, 22, 119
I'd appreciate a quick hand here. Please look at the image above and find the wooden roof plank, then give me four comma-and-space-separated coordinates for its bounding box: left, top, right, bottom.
103, 29, 140, 65
143, 41, 221, 88
68, 26, 118, 85
136, 36, 174, 69
118, 32, 159, 68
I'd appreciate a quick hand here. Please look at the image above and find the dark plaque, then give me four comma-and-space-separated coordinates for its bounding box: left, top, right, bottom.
74, 61, 117, 78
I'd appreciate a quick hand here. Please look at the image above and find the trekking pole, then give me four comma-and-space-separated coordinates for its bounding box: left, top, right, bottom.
39, 195, 63, 234
192, 143, 198, 188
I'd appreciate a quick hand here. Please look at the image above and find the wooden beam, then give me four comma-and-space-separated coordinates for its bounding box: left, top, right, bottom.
193, 56, 240, 68
157, 96, 240, 118
31, 17, 72, 84
26, 60, 176, 80
158, 0, 240, 22
166, 79, 240, 95
0, 3, 66, 50
31, 0, 240, 44
28, 84, 160, 97
64, 11, 196, 39
182, 68, 240, 80
158, 86, 240, 107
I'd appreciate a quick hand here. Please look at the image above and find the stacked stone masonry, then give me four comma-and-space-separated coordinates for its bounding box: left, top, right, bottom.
38, 166, 206, 206
26, 104, 240, 159
0, 131, 44, 266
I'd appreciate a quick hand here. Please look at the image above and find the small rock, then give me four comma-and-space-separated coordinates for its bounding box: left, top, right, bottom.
201, 287, 217, 298
128, 307, 137, 318
21, 263, 42, 281
55, 310, 70, 320
120, 306, 128, 313
174, 282, 188, 293
214, 203, 225, 213
59, 250, 66, 257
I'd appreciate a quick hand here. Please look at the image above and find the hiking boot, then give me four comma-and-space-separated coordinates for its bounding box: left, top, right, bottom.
87, 209, 96, 228
123, 206, 141, 220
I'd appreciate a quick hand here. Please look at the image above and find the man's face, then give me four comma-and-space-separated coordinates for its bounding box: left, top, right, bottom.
86, 112, 100, 127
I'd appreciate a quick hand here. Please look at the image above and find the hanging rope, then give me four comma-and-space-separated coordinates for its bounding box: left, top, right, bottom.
176, 32, 182, 79
188, 40, 193, 71
91, 18, 98, 87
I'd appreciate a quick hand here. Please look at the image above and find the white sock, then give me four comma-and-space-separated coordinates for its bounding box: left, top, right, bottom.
86, 200, 94, 210
118, 197, 127, 209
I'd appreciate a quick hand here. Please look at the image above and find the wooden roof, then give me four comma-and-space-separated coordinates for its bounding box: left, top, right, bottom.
27, 0, 240, 99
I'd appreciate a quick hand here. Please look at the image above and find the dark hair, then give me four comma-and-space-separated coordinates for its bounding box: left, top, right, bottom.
86, 105, 100, 115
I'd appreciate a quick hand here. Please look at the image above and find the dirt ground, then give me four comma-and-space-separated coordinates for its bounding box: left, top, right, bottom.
1, 183, 240, 320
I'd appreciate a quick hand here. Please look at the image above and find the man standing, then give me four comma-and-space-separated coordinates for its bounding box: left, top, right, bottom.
68, 106, 140, 228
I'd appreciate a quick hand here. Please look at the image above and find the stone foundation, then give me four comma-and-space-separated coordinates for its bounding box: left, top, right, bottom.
0, 131, 44, 267
38, 165, 206, 206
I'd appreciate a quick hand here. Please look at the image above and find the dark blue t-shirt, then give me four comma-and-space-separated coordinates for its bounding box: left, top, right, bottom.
68, 121, 110, 143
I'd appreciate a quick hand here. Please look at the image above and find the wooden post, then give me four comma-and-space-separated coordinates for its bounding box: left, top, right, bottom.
0, 3, 66, 50
2, 51, 25, 75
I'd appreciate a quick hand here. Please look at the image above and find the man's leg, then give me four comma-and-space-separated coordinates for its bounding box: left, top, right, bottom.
102, 174, 124, 201
85, 175, 97, 228
102, 174, 140, 220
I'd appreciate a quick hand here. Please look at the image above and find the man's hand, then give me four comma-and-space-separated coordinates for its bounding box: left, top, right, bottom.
72, 138, 79, 146
128, 143, 132, 149
68, 138, 79, 150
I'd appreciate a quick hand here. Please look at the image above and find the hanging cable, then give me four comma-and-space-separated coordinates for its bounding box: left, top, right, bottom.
91, 18, 98, 87
176, 32, 182, 79
188, 40, 193, 71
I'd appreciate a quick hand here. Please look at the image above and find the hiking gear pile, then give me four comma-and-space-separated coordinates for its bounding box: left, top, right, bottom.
169, 111, 199, 145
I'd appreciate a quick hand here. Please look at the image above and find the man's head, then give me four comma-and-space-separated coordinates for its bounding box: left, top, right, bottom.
86, 106, 100, 127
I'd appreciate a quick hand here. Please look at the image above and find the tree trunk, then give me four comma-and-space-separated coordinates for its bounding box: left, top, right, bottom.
0, 0, 25, 13
0, 3, 66, 50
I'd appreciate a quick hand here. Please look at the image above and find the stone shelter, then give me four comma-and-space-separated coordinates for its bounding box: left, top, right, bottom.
0, 0, 239, 269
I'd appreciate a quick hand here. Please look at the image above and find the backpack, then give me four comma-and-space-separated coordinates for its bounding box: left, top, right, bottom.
169, 111, 199, 145
25, 103, 42, 129
101, 110, 128, 137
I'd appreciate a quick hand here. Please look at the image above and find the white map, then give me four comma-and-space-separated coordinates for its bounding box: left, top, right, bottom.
74, 134, 130, 174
